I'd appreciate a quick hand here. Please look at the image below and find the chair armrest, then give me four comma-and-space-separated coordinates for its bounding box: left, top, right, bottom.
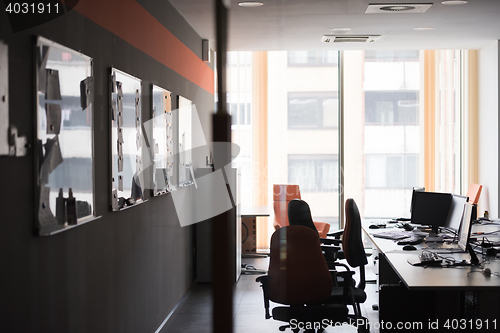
320, 238, 341, 246
327, 229, 344, 239
255, 275, 272, 319
321, 245, 341, 253
328, 261, 351, 272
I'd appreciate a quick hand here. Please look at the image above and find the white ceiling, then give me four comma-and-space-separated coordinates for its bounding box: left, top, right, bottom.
168, 0, 500, 51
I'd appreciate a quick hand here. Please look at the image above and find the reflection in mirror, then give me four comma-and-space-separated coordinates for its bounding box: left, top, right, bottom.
110, 68, 144, 210
178, 95, 194, 187
36, 36, 95, 235
151, 85, 175, 196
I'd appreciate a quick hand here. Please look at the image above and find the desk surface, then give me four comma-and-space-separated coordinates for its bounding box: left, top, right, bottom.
364, 221, 500, 290
240, 206, 271, 217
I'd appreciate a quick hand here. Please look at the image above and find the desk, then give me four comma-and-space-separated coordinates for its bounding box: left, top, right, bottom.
241, 206, 270, 254
364, 222, 500, 332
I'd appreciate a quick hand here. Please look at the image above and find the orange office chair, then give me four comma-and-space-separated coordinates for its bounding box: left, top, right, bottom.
273, 184, 330, 238
466, 183, 482, 205
466, 183, 482, 221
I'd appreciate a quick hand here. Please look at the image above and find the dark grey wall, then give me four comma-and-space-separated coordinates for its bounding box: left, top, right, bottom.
0, 2, 213, 332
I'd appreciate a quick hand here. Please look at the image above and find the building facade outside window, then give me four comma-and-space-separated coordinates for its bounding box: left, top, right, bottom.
288, 92, 338, 129
288, 154, 338, 192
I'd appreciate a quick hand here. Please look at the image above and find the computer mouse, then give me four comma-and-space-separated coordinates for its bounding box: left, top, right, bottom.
369, 224, 379, 229
403, 245, 417, 251
402, 223, 414, 231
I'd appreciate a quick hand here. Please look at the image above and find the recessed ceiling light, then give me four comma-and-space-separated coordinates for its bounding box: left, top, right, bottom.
381, 5, 416, 11
442, 0, 467, 5
330, 27, 351, 32
414, 27, 435, 31
365, 3, 432, 14
238, 2, 264, 7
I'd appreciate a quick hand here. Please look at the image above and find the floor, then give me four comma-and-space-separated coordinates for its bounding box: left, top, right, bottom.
160, 255, 380, 333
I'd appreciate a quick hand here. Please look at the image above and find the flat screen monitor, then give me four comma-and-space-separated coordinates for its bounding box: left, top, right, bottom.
410, 186, 425, 213
458, 202, 474, 252
444, 194, 467, 233
411, 191, 452, 234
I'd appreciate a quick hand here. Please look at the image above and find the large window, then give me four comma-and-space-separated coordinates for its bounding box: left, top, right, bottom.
288, 155, 338, 192
228, 48, 470, 239
288, 92, 338, 129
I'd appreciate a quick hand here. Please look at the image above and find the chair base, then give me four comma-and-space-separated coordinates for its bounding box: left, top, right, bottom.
272, 304, 348, 332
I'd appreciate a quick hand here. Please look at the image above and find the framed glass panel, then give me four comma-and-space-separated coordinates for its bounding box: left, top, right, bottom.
151, 85, 175, 196
178, 95, 194, 187
110, 68, 144, 210
35, 36, 96, 235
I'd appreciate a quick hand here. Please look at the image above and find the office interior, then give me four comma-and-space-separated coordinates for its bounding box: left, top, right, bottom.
1, 0, 500, 332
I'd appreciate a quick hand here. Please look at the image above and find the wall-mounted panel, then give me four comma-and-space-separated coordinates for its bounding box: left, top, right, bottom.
110, 68, 144, 211
152, 84, 175, 196
35, 36, 97, 235
178, 95, 194, 187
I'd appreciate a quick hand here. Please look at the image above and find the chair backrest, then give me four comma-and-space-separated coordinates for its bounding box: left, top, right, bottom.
273, 184, 301, 228
268, 225, 333, 306
466, 183, 482, 205
343, 198, 368, 269
288, 199, 319, 234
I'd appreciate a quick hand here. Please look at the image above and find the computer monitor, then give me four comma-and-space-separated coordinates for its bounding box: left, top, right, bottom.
410, 186, 425, 213
458, 202, 474, 251
457, 202, 479, 265
411, 191, 452, 234
444, 194, 467, 233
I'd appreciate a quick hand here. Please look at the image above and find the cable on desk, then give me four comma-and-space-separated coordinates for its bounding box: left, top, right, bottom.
467, 268, 500, 277
472, 229, 500, 236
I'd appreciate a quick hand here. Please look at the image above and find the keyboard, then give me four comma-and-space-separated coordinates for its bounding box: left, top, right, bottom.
372, 231, 414, 241
418, 251, 442, 265
397, 235, 425, 245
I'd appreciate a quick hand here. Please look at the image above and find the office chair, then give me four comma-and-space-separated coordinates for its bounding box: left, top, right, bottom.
273, 184, 330, 238
287, 198, 368, 322
466, 183, 482, 221
288, 199, 342, 267
256, 225, 357, 333
329, 198, 368, 319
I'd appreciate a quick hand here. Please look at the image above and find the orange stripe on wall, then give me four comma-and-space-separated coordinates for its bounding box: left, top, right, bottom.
75, 0, 214, 95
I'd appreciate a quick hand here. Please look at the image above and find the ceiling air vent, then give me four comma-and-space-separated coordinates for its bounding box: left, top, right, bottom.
365, 3, 432, 14
321, 35, 381, 43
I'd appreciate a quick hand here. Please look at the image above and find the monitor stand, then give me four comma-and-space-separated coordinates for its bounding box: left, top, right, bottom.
426, 226, 444, 242
467, 243, 480, 266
